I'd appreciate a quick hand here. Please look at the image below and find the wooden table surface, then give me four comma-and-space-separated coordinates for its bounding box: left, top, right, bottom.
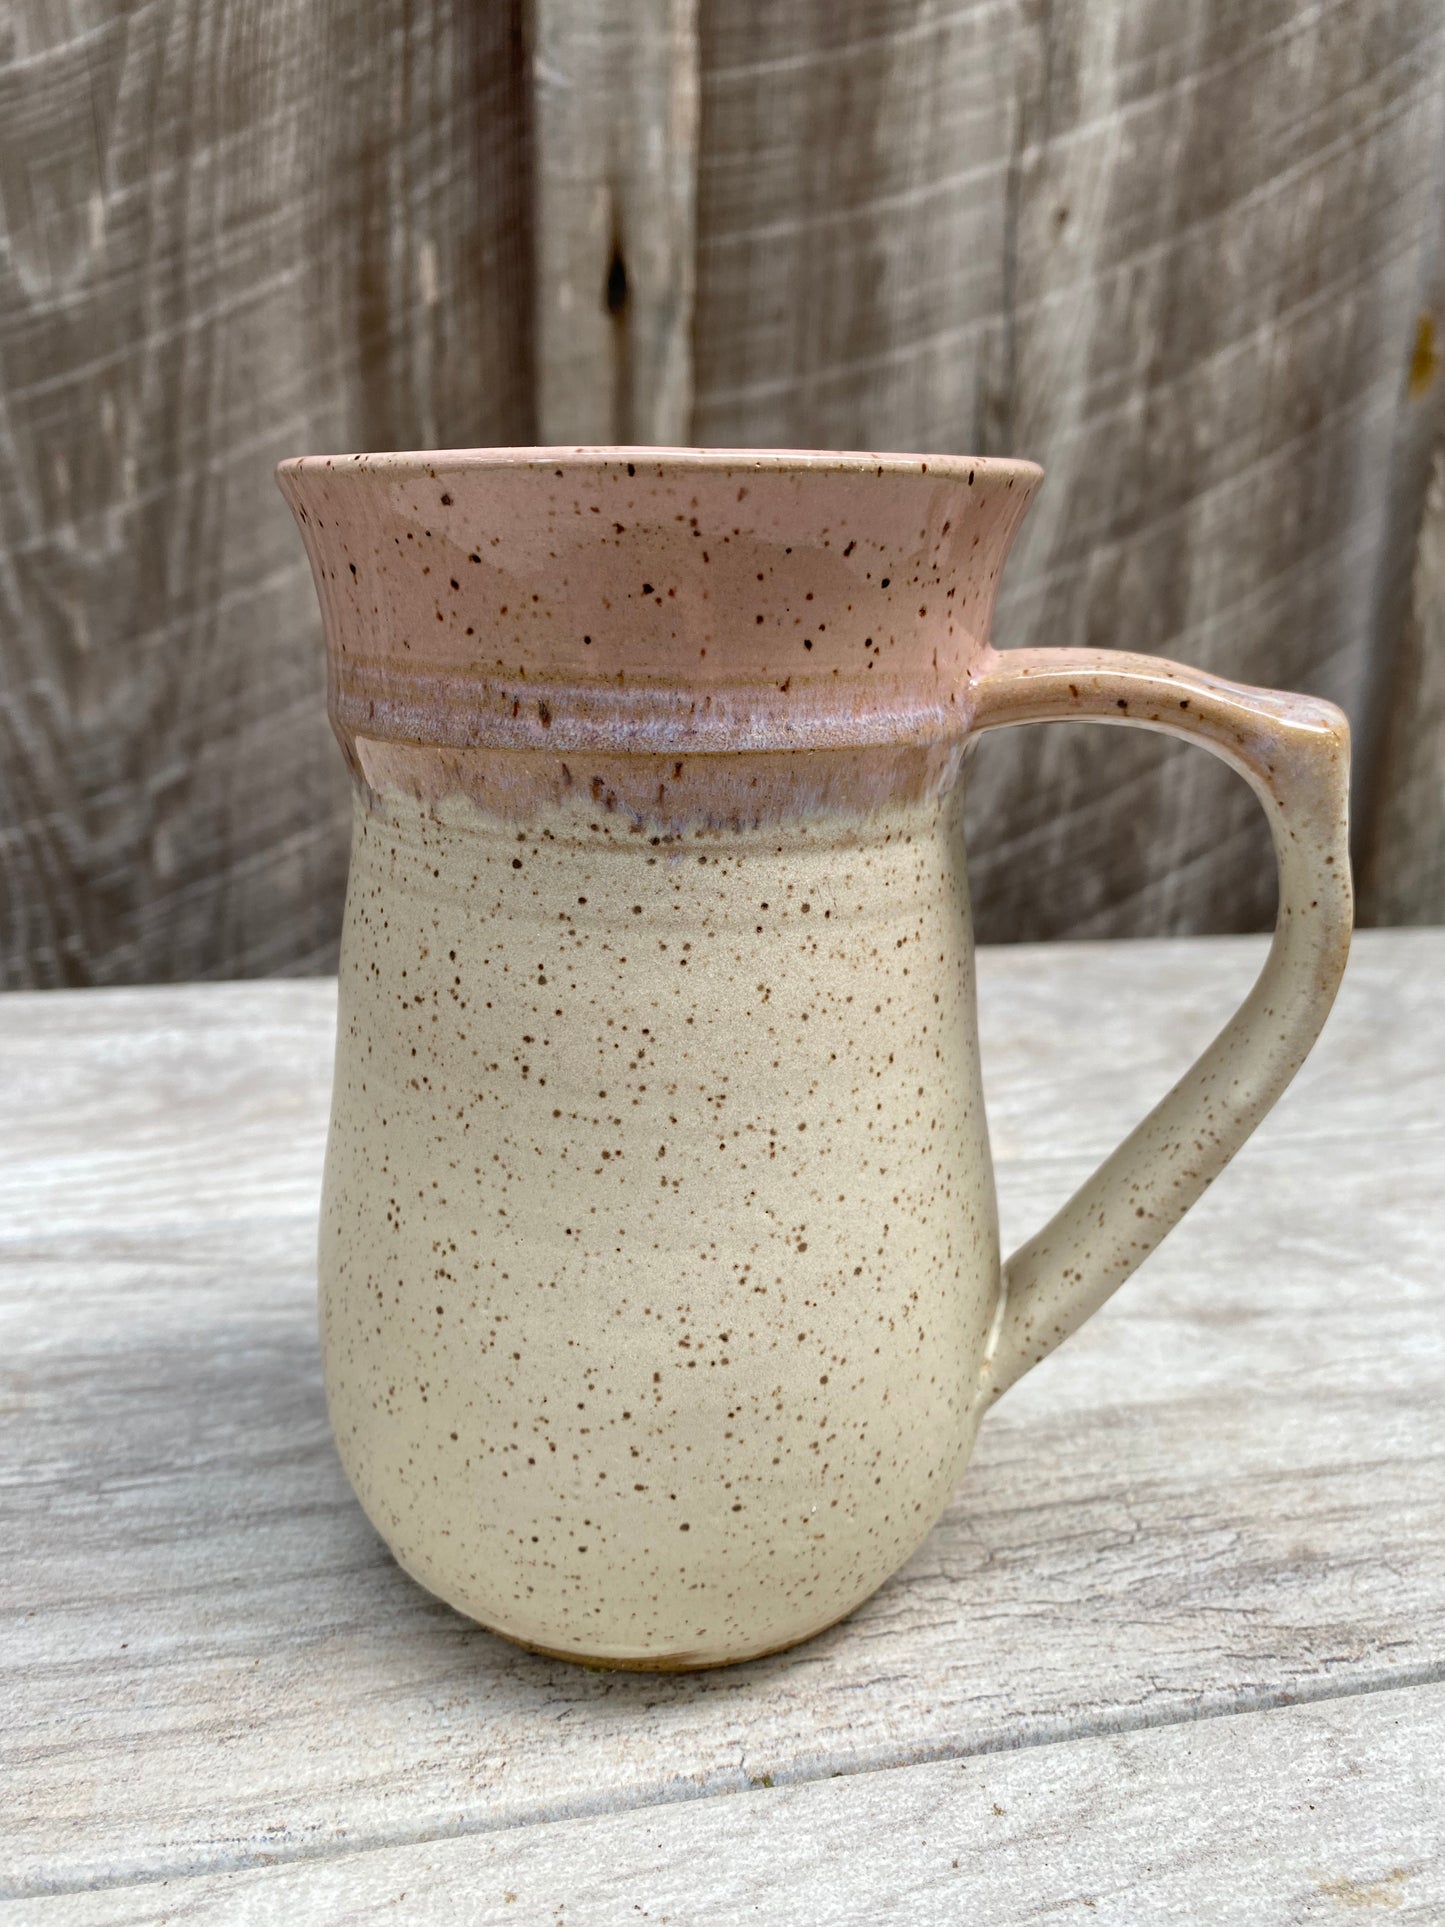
3, 931, 1443, 1922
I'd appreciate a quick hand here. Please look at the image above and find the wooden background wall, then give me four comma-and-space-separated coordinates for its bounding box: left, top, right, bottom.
2, 0, 1443, 987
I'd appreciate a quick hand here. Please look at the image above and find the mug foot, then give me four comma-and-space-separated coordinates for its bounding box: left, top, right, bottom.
466, 1602, 861, 1673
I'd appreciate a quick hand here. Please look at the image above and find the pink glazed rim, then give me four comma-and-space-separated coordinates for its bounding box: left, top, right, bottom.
275, 444, 1045, 485
275, 442, 1048, 809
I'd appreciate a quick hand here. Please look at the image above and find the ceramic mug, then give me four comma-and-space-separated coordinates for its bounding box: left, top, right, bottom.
278, 447, 1351, 1670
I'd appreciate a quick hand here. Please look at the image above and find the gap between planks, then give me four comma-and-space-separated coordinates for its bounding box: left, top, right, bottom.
12, 1682, 1445, 1921
13, 1658, 1445, 1902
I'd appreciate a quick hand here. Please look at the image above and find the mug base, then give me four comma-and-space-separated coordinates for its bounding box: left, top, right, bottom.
375, 1502, 884, 1673
465, 1601, 861, 1673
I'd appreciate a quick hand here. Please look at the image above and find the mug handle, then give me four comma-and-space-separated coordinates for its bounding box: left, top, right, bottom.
968, 647, 1353, 1399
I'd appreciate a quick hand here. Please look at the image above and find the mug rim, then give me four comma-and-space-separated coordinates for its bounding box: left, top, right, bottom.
275, 444, 1045, 488
277, 441, 1045, 780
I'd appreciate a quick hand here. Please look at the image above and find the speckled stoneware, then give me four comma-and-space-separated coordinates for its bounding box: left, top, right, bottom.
277, 447, 1353, 1670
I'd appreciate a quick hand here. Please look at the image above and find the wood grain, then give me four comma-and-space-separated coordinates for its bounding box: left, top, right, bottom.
690, 0, 1445, 942
532, 0, 697, 443
15, 1685, 1444, 1923
1360, 437, 1445, 923
2, 933, 1441, 1896
0, 0, 532, 989
3, 0, 1445, 984
1355, 113, 1445, 925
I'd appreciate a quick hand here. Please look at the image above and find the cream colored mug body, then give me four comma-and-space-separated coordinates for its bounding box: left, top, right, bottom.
279, 448, 1351, 1669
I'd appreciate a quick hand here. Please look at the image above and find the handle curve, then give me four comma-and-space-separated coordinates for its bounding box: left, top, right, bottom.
968, 647, 1353, 1399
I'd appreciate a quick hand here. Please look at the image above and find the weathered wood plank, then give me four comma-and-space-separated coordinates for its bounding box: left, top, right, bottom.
1360, 436, 1445, 923
0, 0, 532, 989
531, 0, 697, 443
4, 1, 1445, 985
1, 934, 1441, 1894
16, 1686, 1444, 1922
692, 0, 1445, 941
